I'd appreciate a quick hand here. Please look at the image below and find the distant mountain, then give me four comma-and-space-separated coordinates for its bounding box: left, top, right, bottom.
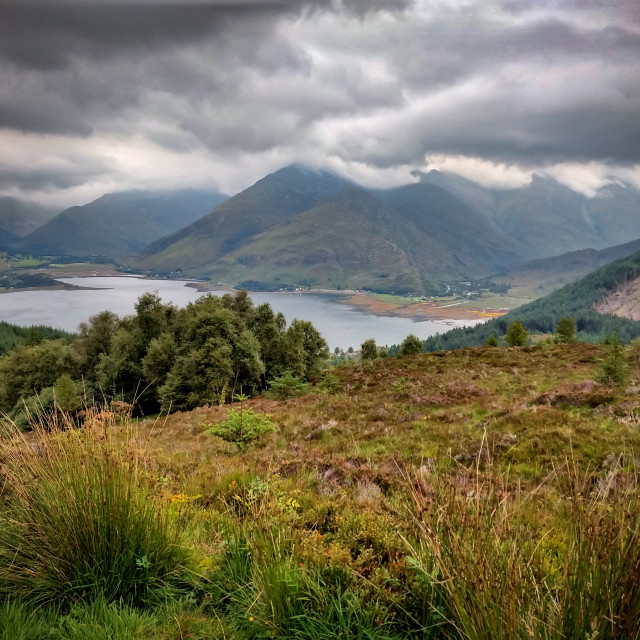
201, 188, 465, 294
137, 165, 353, 273
416, 171, 640, 263
413, 170, 498, 220
492, 175, 604, 259
0, 197, 57, 250
134, 164, 640, 294
587, 182, 640, 247
22, 189, 227, 258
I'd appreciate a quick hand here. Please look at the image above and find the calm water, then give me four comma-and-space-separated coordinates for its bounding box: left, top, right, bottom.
0, 276, 479, 350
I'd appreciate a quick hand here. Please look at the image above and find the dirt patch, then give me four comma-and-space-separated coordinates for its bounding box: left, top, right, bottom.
532, 380, 614, 408
342, 293, 506, 322
595, 276, 640, 321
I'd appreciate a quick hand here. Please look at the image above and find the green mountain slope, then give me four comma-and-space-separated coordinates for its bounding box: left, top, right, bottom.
491, 237, 640, 298
22, 189, 227, 258
202, 188, 465, 294
424, 249, 640, 351
376, 182, 523, 275
137, 165, 352, 273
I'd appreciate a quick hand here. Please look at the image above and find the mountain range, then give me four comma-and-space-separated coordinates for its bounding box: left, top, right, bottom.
6, 164, 640, 296
20, 189, 227, 258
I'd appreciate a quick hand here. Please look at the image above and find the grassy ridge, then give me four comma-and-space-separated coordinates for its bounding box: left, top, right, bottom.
1, 344, 640, 637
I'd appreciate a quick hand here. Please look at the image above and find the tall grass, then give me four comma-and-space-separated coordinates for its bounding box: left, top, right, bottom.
406, 462, 640, 640
0, 409, 190, 607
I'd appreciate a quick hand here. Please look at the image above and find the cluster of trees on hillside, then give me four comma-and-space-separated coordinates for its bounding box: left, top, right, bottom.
423, 251, 640, 352
0, 291, 328, 423
0, 321, 72, 357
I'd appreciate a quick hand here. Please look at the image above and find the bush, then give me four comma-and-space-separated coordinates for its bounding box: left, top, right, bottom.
268, 371, 310, 400
399, 334, 423, 356
556, 316, 577, 343
596, 334, 629, 387
361, 338, 378, 362
204, 393, 275, 451
506, 321, 529, 347
484, 334, 499, 347
0, 411, 189, 607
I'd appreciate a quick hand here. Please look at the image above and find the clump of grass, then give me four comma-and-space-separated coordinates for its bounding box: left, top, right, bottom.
0, 409, 190, 608
406, 462, 640, 640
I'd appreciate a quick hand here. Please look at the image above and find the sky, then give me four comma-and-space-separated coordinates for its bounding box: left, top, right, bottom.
1, 0, 639, 209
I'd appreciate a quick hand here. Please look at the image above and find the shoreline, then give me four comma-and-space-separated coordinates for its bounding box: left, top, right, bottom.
341, 293, 507, 322
0, 268, 509, 322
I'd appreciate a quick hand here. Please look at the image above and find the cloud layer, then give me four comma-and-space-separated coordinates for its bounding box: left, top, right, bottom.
1, 0, 638, 206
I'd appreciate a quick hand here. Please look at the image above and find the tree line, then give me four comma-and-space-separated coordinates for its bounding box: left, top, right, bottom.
0, 290, 329, 424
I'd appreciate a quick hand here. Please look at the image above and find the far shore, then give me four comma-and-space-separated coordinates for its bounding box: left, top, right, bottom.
0, 267, 509, 322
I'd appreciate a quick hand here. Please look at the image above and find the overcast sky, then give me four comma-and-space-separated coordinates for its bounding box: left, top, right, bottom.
1, 0, 639, 208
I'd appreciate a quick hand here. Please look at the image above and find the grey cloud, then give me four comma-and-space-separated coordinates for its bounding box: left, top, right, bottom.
0, 0, 638, 199
0, 157, 115, 192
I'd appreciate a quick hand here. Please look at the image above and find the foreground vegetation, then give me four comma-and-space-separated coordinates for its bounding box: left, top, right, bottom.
1, 343, 640, 638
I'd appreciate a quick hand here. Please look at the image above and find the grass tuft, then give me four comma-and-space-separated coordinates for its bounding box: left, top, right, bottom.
0, 409, 190, 608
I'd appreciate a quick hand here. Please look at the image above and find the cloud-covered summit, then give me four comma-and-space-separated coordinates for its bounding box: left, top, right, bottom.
0, 0, 638, 207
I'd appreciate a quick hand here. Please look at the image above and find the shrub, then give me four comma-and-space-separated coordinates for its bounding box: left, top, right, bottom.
506, 321, 528, 347
360, 338, 378, 362
268, 371, 309, 400
556, 316, 577, 343
484, 334, 499, 347
204, 393, 275, 451
0, 410, 189, 607
596, 334, 629, 387
399, 334, 423, 356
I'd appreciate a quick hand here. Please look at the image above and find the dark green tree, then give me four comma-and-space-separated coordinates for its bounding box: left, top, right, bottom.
484, 333, 499, 347
361, 338, 378, 362
399, 334, 423, 356
596, 334, 629, 387
506, 321, 529, 347
556, 317, 577, 343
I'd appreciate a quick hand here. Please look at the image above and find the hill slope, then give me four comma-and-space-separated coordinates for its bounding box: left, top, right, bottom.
424, 249, 640, 350
0, 196, 57, 238
137, 165, 352, 273
205, 188, 466, 293
376, 182, 523, 274
491, 237, 640, 298
23, 189, 227, 258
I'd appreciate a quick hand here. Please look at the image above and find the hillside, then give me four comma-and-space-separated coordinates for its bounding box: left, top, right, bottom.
2, 343, 640, 637
376, 182, 522, 274
199, 188, 472, 294
136, 165, 640, 295
23, 189, 227, 258
138, 166, 530, 291
417, 170, 640, 262
424, 248, 640, 351
491, 237, 640, 299
137, 165, 353, 273
0, 196, 57, 238
0, 196, 57, 250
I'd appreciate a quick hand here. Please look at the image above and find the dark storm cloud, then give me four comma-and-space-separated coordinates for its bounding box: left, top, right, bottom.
0, 0, 638, 200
